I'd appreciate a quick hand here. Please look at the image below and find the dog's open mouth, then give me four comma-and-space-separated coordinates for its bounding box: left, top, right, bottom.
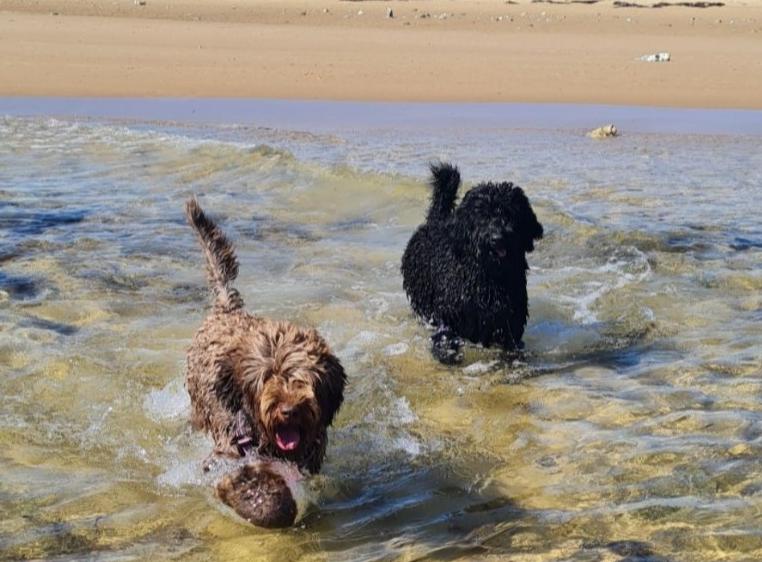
275, 426, 301, 452
490, 234, 509, 259
493, 241, 508, 258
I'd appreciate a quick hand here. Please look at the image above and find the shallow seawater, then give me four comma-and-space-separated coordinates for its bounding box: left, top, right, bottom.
1, 103, 762, 562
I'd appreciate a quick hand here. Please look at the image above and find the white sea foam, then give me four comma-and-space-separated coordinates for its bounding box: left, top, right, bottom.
341, 330, 382, 360
143, 378, 190, 421
554, 249, 652, 325
383, 342, 409, 356
155, 434, 214, 489
157, 459, 206, 489
393, 435, 422, 456
462, 360, 499, 375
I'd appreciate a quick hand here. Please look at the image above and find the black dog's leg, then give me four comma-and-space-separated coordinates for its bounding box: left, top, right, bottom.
502, 328, 524, 351
431, 325, 464, 365
506, 282, 528, 352
496, 323, 524, 360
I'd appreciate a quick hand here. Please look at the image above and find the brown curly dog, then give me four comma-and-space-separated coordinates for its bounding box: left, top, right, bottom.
184, 197, 346, 474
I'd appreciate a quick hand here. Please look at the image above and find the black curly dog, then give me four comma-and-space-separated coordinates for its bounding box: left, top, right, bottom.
401, 163, 544, 364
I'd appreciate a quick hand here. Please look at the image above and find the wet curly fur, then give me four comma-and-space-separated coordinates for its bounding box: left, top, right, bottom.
401, 163, 544, 363
185, 197, 346, 474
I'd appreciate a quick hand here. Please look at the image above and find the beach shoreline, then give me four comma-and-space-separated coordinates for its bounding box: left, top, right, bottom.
0, 0, 761, 108
3, 98, 762, 136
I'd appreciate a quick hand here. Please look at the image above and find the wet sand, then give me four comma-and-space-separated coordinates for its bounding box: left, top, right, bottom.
1, 0, 761, 108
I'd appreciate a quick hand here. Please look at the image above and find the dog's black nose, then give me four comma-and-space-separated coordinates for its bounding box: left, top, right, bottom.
279, 405, 296, 419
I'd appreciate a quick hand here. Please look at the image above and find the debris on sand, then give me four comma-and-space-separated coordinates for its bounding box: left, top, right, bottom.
533, 0, 601, 4
588, 124, 619, 138
639, 51, 671, 62
614, 0, 723, 7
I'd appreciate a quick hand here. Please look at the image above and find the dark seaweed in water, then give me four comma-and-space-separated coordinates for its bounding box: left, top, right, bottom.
17, 316, 79, 336
0, 207, 86, 236
168, 283, 209, 304
730, 237, 762, 251
0, 247, 21, 264
329, 217, 377, 232
0, 271, 42, 300
239, 214, 320, 244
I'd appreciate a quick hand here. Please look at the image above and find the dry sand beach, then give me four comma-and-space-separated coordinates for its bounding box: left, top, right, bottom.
1, 0, 761, 107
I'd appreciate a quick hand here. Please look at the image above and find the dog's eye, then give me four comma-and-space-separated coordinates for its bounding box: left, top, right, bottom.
290, 379, 307, 390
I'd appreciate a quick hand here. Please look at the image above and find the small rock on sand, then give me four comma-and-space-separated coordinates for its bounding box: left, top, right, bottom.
588, 124, 619, 138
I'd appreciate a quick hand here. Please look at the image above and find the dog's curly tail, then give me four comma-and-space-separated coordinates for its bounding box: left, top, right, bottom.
427, 162, 461, 222
185, 197, 244, 313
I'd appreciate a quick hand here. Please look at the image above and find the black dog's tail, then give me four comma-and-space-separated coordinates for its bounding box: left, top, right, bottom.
426, 162, 461, 222
185, 197, 244, 313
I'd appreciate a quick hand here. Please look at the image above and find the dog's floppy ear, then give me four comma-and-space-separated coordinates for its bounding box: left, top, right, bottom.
231, 355, 268, 432
510, 187, 544, 253
213, 357, 248, 414
316, 355, 346, 427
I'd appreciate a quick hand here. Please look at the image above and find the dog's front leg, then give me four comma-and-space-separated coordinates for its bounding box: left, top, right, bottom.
499, 328, 524, 353
431, 325, 464, 365
202, 452, 226, 473
203, 446, 244, 472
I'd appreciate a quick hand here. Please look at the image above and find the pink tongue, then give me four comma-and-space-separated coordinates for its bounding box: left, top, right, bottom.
275, 428, 300, 451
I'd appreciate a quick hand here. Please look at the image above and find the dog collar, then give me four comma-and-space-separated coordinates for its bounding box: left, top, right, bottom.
233, 410, 256, 456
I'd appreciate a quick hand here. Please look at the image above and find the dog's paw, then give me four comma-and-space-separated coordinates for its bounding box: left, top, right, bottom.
432, 346, 464, 365
203, 454, 224, 473
431, 330, 464, 365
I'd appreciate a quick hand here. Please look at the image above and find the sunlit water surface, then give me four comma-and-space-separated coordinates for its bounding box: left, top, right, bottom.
1, 106, 762, 561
